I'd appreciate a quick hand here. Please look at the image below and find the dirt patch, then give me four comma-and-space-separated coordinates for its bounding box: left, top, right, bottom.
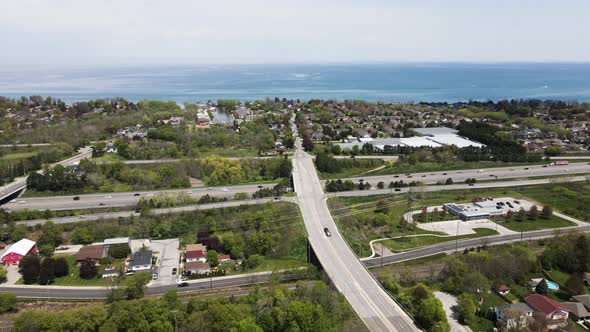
190, 177, 204, 187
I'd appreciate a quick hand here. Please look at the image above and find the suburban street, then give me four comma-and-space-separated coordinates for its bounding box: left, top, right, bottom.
292, 137, 419, 332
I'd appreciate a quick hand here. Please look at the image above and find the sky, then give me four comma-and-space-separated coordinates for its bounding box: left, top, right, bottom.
1, 0, 590, 66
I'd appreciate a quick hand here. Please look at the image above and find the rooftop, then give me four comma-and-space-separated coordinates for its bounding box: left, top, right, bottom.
1, 238, 36, 259
129, 250, 153, 267
526, 294, 565, 315
411, 127, 458, 136
104, 237, 130, 245
76, 245, 104, 261
186, 243, 207, 252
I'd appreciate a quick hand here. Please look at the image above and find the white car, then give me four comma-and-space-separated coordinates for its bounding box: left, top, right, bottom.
146, 193, 154, 197
104, 195, 112, 199
221, 187, 228, 192
9, 199, 16, 203
18, 200, 26, 204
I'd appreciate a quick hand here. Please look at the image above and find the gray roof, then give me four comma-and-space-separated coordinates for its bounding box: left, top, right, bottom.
497, 303, 533, 314
104, 237, 130, 245
573, 295, 590, 309
563, 302, 590, 318
129, 250, 153, 266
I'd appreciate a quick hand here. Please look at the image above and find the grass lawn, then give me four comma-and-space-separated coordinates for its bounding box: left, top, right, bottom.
469, 316, 496, 332
16, 255, 118, 287
230, 258, 311, 275
494, 215, 576, 232
0, 151, 37, 161
382, 228, 499, 252
366, 160, 552, 177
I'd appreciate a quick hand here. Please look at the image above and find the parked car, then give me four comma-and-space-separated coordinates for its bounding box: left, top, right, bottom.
172, 268, 177, 275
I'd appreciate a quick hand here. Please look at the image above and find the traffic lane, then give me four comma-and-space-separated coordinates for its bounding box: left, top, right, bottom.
362, 225, 590, 268
333, 162, 590, 185
18, 198, 283, 226
329, 176, 587, 197
3, 183, 276, 211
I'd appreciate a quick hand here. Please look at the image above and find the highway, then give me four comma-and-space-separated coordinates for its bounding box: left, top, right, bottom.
335, 161, 590, 186
17, 197, 291, 226
329, 176, 588, 197
292, 138, 419, 331
0, 147, 93, 201
2, 183, 275, 211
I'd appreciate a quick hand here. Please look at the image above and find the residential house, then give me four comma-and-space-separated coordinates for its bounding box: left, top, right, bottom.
128, 250, 153, 272
525, 294, 569, 329
562, 302, 590, 322
573, 294, 590, 310
219, 255, 231, 263
1, 239, 36, 266
76, 245, 104, 264
495, 303, 534, 330
184, 261, 210, 275
494, 285, 511, 296
185, 250, 207, 263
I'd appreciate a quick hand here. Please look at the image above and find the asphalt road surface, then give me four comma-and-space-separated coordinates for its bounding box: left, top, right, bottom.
0, 147, 92, 201
292, 137, 419, 332
17, 197, 288, 226
2, 183, 276, 211
334, 161, 590, 186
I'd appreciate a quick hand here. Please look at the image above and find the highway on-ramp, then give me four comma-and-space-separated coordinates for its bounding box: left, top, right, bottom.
292, 138, 419, 332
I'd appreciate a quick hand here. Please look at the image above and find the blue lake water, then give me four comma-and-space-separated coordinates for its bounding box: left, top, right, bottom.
2, 63, 590, 103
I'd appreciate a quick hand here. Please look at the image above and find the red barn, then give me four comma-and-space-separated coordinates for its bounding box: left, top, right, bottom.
1, 239, 37, 266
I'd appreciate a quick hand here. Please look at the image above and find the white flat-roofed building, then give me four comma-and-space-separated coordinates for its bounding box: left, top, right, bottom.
400, 137, 442, 148
411, 127, 458, 136
427, 135, 485, 148
104, 237, 131, 246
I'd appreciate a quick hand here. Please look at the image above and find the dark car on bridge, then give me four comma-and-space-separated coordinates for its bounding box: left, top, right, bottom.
323, 228, 331, 237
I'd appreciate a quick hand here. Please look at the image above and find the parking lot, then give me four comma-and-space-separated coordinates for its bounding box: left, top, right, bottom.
149, 238, 180, 286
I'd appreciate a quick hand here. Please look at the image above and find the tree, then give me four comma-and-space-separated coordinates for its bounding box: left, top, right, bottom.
535, 279, 549, 296
79, 258, 98, 279
566, 274, 585, 295
245, 254, 263, 269
108, 244, 131, 259
506, 209, 514, 220
528, 205, 539, 220
125, 272, 150, 299
0, 292, 17, 313
415, 297, 449, 331
39, 257, 56, 285
445, 178, 453, 185
375, 200, 389, 214
457, 293, 477, 325
302, 135, 314, 151
541, 205, 553, 219
54, 257, 69, 277
377, 181, 385, 189
19, 255, 40, 284
516, 208, 527, 222
207, 249, 219, 266
0, 265, 7, 283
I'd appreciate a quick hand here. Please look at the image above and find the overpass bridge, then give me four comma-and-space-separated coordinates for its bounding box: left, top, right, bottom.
0, 147, 92, 202
291, 136, 419, 332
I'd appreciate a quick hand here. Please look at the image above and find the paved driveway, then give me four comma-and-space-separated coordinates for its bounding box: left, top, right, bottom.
149, 239, 180, 286
434, 291, 472, 332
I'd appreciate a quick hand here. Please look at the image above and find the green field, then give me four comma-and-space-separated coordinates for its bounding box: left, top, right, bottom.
494, 215, 576, 232
0, 151, 38, 161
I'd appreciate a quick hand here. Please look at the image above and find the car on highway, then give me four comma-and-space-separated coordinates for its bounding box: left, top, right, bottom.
73, 196, 80, 200
172, 268, 177, 275
18, 200, 26, 204
273, 197, 281, 200
9, 199, 16, 203
134, 193, 140, 196
146, 193, 154, 197
514, 200, 520, 204
524, 167, 529, 170
221, 187, 228, 192
98, 203, 106, 206
468, 183, 474, 186
442, 173, 447, 175
393, 175, 399, 178
323, 227, 332, 237
177, 282, 189, 288
394, 188, 401, 192
104, 195, 112, 199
